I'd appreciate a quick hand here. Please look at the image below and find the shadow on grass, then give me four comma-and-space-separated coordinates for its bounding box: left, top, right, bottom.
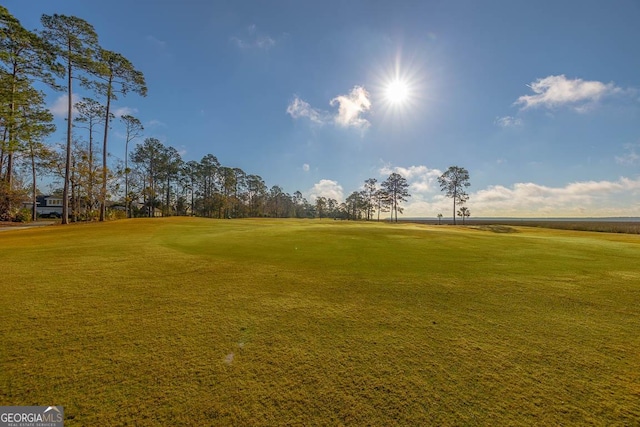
470, 225, 519, 233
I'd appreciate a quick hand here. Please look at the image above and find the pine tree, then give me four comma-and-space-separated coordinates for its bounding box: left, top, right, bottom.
438, 166, 470, 225
41, 14, 100, 224
381, 172, 410, 223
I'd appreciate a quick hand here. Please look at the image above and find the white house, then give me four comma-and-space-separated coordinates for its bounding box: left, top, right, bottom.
23, 195, 64, 218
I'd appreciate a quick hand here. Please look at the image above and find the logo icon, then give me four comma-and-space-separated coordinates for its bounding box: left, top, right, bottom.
0, 406, 64, 427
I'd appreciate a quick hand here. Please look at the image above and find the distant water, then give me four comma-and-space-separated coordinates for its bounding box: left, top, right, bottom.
402, 217, 640, 222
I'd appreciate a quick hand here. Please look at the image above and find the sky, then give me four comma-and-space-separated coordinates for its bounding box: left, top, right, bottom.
6, 0, 640, 217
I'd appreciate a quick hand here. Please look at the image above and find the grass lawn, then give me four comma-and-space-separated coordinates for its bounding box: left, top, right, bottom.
1, 218, 639, 425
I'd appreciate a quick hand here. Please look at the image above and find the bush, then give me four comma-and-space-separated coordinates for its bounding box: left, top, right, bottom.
109, 209, 127, 220
13, 208, 32, 223
0, 182, 28, 221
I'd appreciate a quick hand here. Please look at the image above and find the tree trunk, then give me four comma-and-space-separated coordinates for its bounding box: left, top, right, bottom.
31, 145, 37, 221
6, 152, 13, 188
125, 140, 129, 218
88, 118, 93, 220
149, 164, 155, 218
99, 75, 113, 222
190, 179, 194, 216
394, 189, 398, 223
166, 176, 170, 217
71, 157, 77, 222
6, 73, 17, 187
143, 173, 148, 218
0, 127, 7, 177
452, 189, 457, 225
148, 171, 153, 218
5, 72, 17, 204
62, 50, 72, 225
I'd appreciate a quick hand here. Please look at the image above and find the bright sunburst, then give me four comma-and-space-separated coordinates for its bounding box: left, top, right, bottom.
373, 54, 427, 122
385, 79, 410, 105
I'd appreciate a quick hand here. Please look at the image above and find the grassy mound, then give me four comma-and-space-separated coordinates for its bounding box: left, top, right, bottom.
1, 218, 639, 425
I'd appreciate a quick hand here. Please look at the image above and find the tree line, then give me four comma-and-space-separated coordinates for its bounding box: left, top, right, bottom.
123, 138, 470, 224
121, 137, 416, 221
1, 5, 471, 223
1, 6, 145, 223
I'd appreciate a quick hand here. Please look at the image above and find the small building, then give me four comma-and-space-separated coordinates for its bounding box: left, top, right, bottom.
23, 195, 64, 218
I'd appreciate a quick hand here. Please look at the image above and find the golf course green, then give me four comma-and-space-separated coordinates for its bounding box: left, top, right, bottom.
1, 218, 639, 425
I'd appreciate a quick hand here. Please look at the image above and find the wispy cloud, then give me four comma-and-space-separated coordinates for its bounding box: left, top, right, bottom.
49, 94, 79, 118
231, 24, 276, 50
112, 106, 138, 117
176, 144, 188, 157
616, 143, 640, 165
286, 97, 326, 125
307, 179, 344, 202
330, 86, 371, 129
495, 115, 523, 128
287, 85, 372, 130
146, 119, 166, 128
514, 75, 625, 112
146, 35, 167, 50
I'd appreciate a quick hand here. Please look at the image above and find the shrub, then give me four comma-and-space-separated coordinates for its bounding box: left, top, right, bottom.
13, 208, 32, 223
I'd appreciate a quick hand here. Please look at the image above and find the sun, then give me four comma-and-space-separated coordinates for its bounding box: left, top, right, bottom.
374, 56, 426, 119
385, 79, 410, 105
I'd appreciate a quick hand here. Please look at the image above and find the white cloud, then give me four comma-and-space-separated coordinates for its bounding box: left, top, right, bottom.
467, 177, 640, 217
112, 106, 138, 117
375, 164, 446, 218
52, 99, 136, 120
256, 36, 276, 49
231, 36, 275, 50
287, 85, 372, 130
514, 75, 624, 111
399, 199, 451, 218
231, 24, 276, 50
616, 143, 640, 166
330, 86, 371, 129
375, 163, 640, 218
379, 164, 442, 195
49, 94, 79, 118
146, 119, 166, 128
286, 96, 325, 125
307, 179, 344, 202
495, 115, 523, 127
302, 163, 310, 172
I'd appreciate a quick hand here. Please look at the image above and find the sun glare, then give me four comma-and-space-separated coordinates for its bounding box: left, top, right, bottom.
374, 56, 426, 121
385, 79, 410, 105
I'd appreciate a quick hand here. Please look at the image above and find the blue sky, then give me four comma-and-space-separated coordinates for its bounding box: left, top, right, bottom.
8, 0, 640, 217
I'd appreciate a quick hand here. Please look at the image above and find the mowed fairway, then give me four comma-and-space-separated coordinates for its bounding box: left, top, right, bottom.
1, 218, 639, 425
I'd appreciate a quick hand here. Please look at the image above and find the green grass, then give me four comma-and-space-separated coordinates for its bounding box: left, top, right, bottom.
1, 218, 639, 425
